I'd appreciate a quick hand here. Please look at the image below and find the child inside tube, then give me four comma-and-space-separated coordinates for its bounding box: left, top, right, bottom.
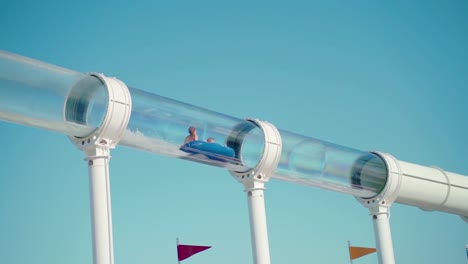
184, 126, 199, 144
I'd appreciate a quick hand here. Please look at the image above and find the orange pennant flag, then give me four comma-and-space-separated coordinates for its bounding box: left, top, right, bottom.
349, 246, 377, 260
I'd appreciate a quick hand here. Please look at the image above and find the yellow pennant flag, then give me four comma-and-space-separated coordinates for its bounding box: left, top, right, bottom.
348, 245, 377, 260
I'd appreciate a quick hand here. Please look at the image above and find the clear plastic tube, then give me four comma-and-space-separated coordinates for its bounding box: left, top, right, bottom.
0, 51, 106, 137
0, 50, 387, 198
119, 88, 262, 172
274, 130, 387, 198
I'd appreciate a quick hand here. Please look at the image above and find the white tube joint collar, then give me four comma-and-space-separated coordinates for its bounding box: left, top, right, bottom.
68, 73, 132, 154
229, 118, 282, 188
358, 152, 403, 209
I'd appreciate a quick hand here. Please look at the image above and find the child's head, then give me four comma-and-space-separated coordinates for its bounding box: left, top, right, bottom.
188, 126, 196, 134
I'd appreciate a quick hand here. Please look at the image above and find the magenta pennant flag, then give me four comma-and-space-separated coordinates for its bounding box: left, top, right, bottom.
177, 244, 211, 261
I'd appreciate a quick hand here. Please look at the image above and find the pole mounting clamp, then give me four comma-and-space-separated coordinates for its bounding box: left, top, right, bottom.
357, 152, 403, 209
227, 118, 282, 188
66, 73, 132, 155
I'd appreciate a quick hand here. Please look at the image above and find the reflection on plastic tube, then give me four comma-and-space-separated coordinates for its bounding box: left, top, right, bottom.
119, 89, 266, 172
273, 130, 387, 198
64, 76, 107, 129
0, 51, 105, 137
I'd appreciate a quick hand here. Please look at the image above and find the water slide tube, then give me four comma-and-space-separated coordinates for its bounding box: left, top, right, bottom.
1, 51, 467, 218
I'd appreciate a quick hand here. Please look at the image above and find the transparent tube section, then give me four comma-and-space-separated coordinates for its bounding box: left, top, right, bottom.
0, 51, 107, 137
273, 130, 387, 198
0, 50, 387, 198
120, 89, 264, 172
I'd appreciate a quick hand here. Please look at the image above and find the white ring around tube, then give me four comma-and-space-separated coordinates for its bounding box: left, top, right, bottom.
229, 118, 282, 184
358, 152, 403, 208
68, 73, 132, 151
421, 166, 451, 212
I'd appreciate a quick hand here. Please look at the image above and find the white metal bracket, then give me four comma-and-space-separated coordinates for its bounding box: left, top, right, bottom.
226, 118, 282, 264
357, 151, 403, 208
228, 118, 282, 188
356, 152, 402, 264
67, 73, 132, 155
64, 73, 132, 264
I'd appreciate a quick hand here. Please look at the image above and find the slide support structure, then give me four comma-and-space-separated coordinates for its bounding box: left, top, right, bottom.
358, 150, 468, 263
68, 73, 132, 264
245, 180, 270, 264
229, 119, 282, 264
368, 204, 395, 264
357, 152, 401, 264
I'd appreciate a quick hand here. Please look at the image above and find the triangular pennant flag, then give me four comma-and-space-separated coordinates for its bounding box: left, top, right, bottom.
177, 244, 211, 261
349, 246, 377, 260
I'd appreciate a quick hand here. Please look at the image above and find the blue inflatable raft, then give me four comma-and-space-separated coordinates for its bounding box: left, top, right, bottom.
180, 140, 236, 162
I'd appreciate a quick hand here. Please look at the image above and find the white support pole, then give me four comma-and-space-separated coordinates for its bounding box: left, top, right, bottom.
228, 119, 282, 264
245, 181, 270, 264
67, 73, 132, 264
369, 205, 395, 264
357, 152, 401, 264
87, 147, 114, 264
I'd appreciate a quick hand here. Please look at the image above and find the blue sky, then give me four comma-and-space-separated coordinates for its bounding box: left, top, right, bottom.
1, 1, 468, 264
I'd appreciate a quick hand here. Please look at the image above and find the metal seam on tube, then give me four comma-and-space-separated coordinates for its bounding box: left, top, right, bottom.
427, 166, 451, 211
